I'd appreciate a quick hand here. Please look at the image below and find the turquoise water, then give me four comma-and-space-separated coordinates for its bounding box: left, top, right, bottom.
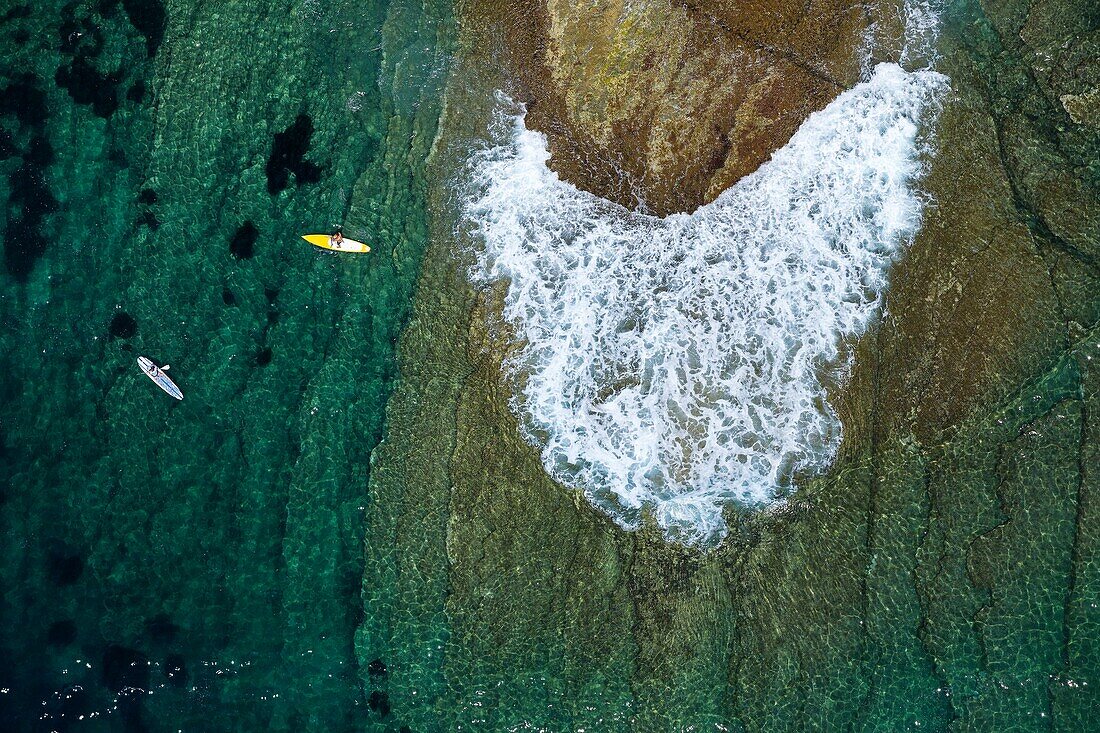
2, 0, 1098, 731
1, 0, 452, 729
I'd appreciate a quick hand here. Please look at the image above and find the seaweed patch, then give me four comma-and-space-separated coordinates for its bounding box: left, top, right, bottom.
230, 221, 259, 259
0, 84, 55, 282
55, 57, 123, 118
265, 114, 322, 194
109, 311, 138, 339
121, 0, 167, 58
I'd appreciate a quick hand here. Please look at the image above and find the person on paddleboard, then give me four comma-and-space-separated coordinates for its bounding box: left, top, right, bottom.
329, 226, 345, 249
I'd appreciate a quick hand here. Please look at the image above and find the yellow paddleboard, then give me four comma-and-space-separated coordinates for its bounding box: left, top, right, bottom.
302, 234, 370, 253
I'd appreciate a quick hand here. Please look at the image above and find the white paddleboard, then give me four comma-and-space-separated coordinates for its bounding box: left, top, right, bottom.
138, 356, 183, 400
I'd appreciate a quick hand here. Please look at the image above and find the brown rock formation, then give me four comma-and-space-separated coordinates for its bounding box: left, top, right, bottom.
470, 0, 899, 214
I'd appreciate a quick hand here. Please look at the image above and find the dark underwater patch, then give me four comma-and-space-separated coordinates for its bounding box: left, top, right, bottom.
55, 57, 122, 118
0, 5, 31, 23
136, 210, 159, 229
51, 0, 164, 135
138, 188, 157, 204
4, 156, 60, 280
230, 221, 259, 259
367, 658, 387, 678
127, 80, 146, 102
145, 613, 179, 643
47, 619, 78, 646
255, 347, 272, 366
368, 690, 391, 717
109, 146, 129, 168
266, 114, 322, 194
221, 288, 236, 305
25, 134, 54, 166
109, 312, 138, 339
122, 705, 149, 733
121, 0, 167, 58
0, 74, 48, 125
0, 128, 16, 160
47, 549, 84, 586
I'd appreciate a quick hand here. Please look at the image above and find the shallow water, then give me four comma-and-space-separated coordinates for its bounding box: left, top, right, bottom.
2, 0, 1098, 731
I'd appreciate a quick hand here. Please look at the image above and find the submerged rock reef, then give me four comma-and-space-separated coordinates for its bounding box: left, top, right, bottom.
359, 0, 1099, 728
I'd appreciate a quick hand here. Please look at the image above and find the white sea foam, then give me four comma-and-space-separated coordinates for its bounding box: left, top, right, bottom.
463, 60, 946, 544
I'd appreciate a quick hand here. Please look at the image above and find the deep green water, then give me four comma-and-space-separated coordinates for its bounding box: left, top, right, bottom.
2, 0, 1098, 731
0, 0, 452, 729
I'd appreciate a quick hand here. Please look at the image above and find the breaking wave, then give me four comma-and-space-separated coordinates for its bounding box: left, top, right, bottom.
464, 55, 946, 544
